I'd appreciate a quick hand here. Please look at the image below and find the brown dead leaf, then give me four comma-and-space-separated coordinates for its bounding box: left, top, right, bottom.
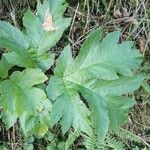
113, 9, 123, 19
137, 37, 149, 53
125, 17, 138, 25
138, 38, 145, 53
43, 8, 55, 32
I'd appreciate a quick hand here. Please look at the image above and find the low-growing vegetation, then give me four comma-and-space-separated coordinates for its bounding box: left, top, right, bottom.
0, 0, 149, 149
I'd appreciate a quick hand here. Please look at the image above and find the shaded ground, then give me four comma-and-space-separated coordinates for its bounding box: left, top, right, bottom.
0, 0, 150, 149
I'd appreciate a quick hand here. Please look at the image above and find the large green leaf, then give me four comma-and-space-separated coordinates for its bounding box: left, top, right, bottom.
0, 69, 51, 135
47, 46, 91, 134
47, 29, 143, 139
0, 21, 36, 68
80, 88, 109, 140
72, 29, 142, 80
0, 21, 30, 53
50, 87, 91, 134
0, 21, 39, 69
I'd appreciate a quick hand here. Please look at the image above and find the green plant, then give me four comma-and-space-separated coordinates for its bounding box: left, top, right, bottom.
0, 0, 144, 149
0, 0, 71, 137
46, 29, 143, 139
84, 128, 143, 150
0, 0, 71, 75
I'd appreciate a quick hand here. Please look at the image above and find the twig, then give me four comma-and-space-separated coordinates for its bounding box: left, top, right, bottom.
69, 3, 80, 36
9, 0, 18, 27
83, 0, 90, 33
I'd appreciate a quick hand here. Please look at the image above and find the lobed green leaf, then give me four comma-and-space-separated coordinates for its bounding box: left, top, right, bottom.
47, 29, 143, 139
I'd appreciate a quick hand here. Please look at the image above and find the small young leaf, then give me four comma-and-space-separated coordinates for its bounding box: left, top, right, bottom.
43, 8, 55, 31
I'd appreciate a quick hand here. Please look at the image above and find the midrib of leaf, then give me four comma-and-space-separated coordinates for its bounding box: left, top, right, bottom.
63, 75, 98, 98
64, 60, 131, 81
63, 72, 142, 99
61, 77, 73, 99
